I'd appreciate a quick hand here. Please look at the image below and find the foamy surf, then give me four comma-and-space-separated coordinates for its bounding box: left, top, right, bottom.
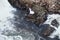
0, 0, 23, 40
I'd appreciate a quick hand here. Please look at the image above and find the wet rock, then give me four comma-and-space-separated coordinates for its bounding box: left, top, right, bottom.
51, 19, 59, 28
8, 0, 60, 40
44, 0, 60, 13
8, 0, 60, 13
8, 0, 60, 25
8, 0, 48, 25
8, 0, 29, 11
38, 24, 55, 37
11, 10, 40, 33
25, 12, 47, 26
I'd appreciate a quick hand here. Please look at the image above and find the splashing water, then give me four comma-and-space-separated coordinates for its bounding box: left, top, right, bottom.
0, 0, 15, 33
0, 0, 35, 40
0, 0, 23, 40
0, 0, 60, 40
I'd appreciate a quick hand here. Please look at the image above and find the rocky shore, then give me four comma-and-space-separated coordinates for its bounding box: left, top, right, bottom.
8, 0, 60, 40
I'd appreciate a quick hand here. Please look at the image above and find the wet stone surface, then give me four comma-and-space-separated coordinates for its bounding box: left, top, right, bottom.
38, 24, 55, 37
25, 12, 47, 26
8, 0, 60, 26
51, 19, 59, 28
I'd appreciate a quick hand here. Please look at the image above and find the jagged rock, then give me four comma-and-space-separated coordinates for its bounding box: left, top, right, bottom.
8, 0, 48, 25
8, 0, 60, 25
8, 0, 60, 13
8, 0, 29, 10
25, 13, 47, 25
51, 19, 59, 28
38, 24, 55, 37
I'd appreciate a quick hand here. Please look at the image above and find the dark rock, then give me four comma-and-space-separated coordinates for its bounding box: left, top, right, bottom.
25, 12, 47, 26
51, 19, 59, 28
8, 0, 21, 9
11, 10, 40, 33
8, 0, 48, 25
38, 24, 55, 37
8, 0, 60, 13
8, 0, 29, 11
8, 0, 60, 26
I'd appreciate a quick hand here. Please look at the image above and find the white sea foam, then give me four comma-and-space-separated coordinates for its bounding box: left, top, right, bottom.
0, 0, 35, 40
0, 0, 23, 40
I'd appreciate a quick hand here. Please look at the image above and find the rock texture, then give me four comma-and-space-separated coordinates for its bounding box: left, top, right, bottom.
8, 0, 47, 25
25, 13, 47, 25
8, 0, 60, 25
51, 19, 59, 28
8, 0, 60, 12
38, 24, 55, 37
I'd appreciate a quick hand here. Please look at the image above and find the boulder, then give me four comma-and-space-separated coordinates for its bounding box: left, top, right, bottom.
51, 19, 59, 28
8, 0, 60, 25
8, 0, 60, 13
38, 24, 55, 37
